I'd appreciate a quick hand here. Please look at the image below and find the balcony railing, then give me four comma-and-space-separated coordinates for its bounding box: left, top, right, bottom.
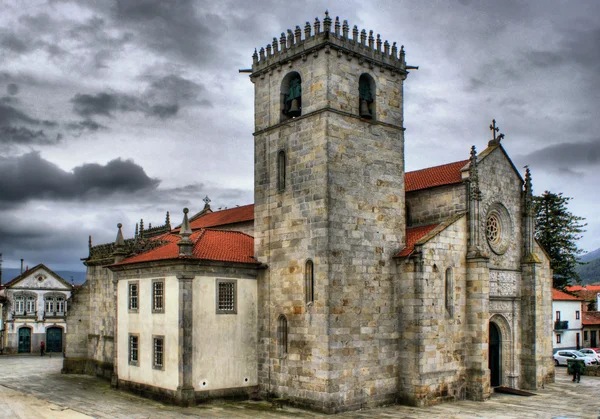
555, 320, 569, 330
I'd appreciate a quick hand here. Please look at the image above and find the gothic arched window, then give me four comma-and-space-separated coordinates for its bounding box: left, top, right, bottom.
281, 72, 302, 120
358, 73, 376, 120
277, 150, 286, 192
445, 267, 454, 317
305, 259, 314, 304
277, 315, 288, 357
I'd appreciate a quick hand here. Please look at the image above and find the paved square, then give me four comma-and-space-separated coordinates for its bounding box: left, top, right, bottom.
0, 356, 598, 418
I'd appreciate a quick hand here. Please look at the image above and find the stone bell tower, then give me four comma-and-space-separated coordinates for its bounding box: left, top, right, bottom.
250, 11, 413, 413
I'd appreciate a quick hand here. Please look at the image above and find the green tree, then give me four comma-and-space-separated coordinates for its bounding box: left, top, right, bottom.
534, 191, 587, 290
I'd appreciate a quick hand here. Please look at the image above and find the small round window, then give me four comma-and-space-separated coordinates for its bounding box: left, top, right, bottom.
485, 203, 512, 255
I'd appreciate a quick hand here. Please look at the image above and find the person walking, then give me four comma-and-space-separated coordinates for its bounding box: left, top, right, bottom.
572, 359, 583, 383
40, 341, 45, 357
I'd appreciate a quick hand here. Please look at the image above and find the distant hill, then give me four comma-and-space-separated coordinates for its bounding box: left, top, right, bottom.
1, 268, 86, 286
577, 248, 600, 285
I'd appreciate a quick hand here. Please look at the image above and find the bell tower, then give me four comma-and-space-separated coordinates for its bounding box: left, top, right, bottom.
250, 11, 412, 412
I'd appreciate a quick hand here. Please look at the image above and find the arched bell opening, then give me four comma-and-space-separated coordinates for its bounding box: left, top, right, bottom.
489, 322, 502, 387
358, 73, 376, 120
281, 71, 302, 121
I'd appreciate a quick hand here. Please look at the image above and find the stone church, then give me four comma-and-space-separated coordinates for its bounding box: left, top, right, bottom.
63, 12, 554, 413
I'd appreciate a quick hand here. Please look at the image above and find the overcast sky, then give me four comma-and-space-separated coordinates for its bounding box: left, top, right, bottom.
1, 0, 599, 271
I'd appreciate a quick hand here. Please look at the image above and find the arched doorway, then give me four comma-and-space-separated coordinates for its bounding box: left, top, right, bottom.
46, 327, 63, 353
18, 327, 31, 353
489, 322, 501, 387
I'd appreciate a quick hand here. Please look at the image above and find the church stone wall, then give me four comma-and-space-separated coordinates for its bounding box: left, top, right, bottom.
64, 264, 115, 379
477, 148, 523, 270
253, 41, 406, 412
406, 184, 467, 227
63, 283, 90, 372
397, 216, 469, 406
213, 221, 254, 236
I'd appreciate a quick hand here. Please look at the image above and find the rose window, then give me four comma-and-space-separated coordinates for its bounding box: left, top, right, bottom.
485, 203, 512, 255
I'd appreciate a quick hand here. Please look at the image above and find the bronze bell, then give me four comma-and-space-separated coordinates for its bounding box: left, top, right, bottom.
288, 98, 301, 117
360, 99, 372, 119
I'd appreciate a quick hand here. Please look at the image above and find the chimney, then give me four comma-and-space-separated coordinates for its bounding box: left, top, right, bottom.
20, 259, 24, 275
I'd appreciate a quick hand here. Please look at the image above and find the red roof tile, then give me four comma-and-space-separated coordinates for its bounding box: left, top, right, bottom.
114, 229, 257, 266
566, 285, 600, 301
405, 160, 469, 192
552, 288, 582, 301
583, 311, 600, 326
173, 204, 254, 232
395, 223, 439, 257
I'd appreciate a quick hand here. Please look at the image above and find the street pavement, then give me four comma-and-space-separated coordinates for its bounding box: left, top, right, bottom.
0, 355, 598, 418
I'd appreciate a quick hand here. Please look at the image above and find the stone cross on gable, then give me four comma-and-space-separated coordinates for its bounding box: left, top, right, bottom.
489, 119, 505, 146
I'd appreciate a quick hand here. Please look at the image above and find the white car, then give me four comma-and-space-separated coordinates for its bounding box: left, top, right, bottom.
553, 350, 598, 366
579, 348, 600, 363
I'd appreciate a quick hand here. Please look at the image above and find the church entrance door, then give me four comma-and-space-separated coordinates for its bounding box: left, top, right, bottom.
18, 328, 31, 353
489, 322, 501, 387
46, 327, 62, 352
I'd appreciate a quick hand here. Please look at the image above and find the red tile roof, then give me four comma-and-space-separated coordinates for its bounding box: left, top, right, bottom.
173, 204, 254, 232
583, 311, 600, 326
395, 223, 439, 257
114, 229, 257, 266
405, 160, 469, 192
566, 285, 600, 301
552, 288, 583, 301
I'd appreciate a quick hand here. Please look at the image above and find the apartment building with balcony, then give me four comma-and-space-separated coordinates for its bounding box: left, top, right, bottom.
552, 288, 583, 351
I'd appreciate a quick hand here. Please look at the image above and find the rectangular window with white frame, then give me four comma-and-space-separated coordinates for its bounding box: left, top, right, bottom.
576, 310, 580, 320
152, 279, 164, 313
128, 281, 139, 312
153, 335, 164, 370
556, 334, 561, 344
216, 279, 237, 314
129, 334, 139, 365
556, 311, 560, 321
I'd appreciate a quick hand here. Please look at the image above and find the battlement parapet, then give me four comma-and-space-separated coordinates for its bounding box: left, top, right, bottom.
251, 11, 409, 77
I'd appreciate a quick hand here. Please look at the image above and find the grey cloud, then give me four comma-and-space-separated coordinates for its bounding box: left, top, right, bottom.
515, 139, 600, 172
0, 152, 160, 207
0, 102, 61, 145
0, 32, 30, 53
65, 119, 106, 134
6, 83, 19, 95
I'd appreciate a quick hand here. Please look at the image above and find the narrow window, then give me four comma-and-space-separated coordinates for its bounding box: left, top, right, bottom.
25, 297, 36, 313
584, 331, 588, 341
445, 268, 454, 317
128, 282, 139, 311
129, 334, 139, 365
45, 297, 54, 314
56, 297, 65, 313
305, 259, 314, 305
556, 311, 561, 321
152, 280, 164, 312
216, 279, 237, 314
576, 310, 580, 320
277, 150, 286, 192
556, 334, 561, 344
576, 332, 580, 349
277, 315, 288, 357
153, 336, 164, 369
282, 73, 302, 118
15, 296, 24, 314
358, 74, 375, 120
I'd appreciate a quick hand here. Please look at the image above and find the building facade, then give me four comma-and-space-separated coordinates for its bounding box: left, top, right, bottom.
64, 11, 554, 413
551, 288, 583, 350
1, 264, 73, 354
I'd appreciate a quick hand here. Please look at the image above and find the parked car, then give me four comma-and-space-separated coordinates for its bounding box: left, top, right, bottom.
579, 348, 600, 363
553, 350, 598, 366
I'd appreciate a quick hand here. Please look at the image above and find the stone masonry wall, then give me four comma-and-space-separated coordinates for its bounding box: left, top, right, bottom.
406, 184, 467, 227
253, 37, 407, 412
63, 282, 90, 373
397, 216, 469, 406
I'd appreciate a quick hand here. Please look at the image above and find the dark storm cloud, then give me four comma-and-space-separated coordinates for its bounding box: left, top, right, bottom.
113, 0, 216, 63
6, 83, 19, 95
0, 102, 61, 145
65, 119, 107, 134
515, 139, 600, 173
0, 152, 160, 206
71, 74, 211, 119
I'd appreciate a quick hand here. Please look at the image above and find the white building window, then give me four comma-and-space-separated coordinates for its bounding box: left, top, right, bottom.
216, 279, 236, 314
25, 297, 36, 313
129, 334, 139, 365
15, 296, 24, 314
152, 280, 164, 313
45, 297, 55, 314
576, 310, 580, 320
128, 281, 139, 312
153, 336, 164, 369
56, 297, 66, 313
556, 334, 562, 344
